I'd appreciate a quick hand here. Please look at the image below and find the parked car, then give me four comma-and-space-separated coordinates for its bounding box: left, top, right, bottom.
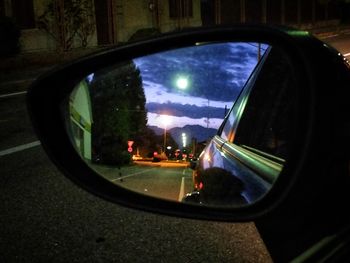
27, 25, 350, 262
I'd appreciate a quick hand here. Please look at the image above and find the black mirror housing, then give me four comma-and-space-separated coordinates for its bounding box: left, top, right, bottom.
27, 24, 350, 224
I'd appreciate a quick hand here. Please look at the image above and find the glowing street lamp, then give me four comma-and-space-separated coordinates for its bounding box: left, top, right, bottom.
182, 132, 187, 148
176, 77, 188, 90
175, 76, 210, 129
160, 115, 171, 153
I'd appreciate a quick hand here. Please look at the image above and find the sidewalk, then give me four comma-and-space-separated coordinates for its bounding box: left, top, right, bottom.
0, 46, 104, 85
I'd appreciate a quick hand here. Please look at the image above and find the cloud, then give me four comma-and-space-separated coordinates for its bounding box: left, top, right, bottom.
143, 80, 233, 107
133, 42, 267, 130
146, 102, 230, 119
147, 112, 224, 130
134, 42, 260, 102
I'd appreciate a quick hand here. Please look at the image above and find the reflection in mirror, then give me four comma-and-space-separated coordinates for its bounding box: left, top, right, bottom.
63, 42, 297, 208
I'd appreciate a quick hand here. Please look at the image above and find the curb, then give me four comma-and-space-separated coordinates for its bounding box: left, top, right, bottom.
0, 47, 104, 71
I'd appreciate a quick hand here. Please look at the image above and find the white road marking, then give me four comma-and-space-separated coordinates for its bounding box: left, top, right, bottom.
111, 167, 157, 181
0, 91, 27, 99
178, 177, 185, 202
0, 141, 41, 157
343, 52, 350, 57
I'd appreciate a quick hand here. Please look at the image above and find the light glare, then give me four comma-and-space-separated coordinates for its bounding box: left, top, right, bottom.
176, 77, 188, 90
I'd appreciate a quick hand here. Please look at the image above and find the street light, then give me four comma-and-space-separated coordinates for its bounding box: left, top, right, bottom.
160, 115, 171, 153
176, 76, 188, 90
205, 98, 210, 129
182, 132, 187, 148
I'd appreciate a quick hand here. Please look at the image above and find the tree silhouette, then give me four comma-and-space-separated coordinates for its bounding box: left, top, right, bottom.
89, 61, 146, 165
37, 0, 95, 51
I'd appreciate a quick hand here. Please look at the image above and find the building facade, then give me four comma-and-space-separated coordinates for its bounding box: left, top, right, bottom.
202, 0, 344, 27
0, 0, 347, 53
0, 0, 202, 52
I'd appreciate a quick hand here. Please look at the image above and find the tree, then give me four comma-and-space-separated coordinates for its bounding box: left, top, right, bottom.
89, 60, 147, 165
138, 129, 179, 160
138, 128, 160, 158
37, 0, 95, 51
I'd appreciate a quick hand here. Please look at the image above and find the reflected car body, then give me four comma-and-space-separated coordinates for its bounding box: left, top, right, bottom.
193, 44, 292, 204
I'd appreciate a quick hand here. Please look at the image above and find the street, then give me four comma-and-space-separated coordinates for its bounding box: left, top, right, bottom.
323, 33, 350, 56
1, 32, 349, 262
92, 162, 193, 201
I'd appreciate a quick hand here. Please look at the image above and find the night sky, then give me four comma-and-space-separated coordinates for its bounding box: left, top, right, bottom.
134, 42, 265, 130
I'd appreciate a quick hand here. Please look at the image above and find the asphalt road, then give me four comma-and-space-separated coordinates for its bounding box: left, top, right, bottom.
0, 33, 349, 262
323, 33, 350, 56
0, 147, 271, 262
92, 163, 193, 201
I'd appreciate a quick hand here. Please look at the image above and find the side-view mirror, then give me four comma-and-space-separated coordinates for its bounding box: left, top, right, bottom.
27, 25, 350, 225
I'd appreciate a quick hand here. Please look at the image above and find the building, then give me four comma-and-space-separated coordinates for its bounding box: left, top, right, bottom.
95, 0, 202, 45
0, 0, 202, 52
1, 0, 348, 53
69, 78, 93, 160
202, 0, 345, 27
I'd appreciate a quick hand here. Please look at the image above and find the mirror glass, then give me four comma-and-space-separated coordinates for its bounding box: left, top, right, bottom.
63, 42, 297, 207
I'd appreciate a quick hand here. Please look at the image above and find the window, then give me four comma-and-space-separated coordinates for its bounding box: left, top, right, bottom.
220, 86, 248, 141
219, 46, 269, 142
233, 46, 297, 160
169, 0, 193, 18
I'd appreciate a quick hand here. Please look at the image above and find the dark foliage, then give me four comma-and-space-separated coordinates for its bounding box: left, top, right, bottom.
90, 61, 146, 165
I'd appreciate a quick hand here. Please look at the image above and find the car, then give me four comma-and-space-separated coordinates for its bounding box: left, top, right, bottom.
27, 25, 350, 262
132, 154, 143, 161
188, 43, 291, 205
152, 152, 168, 162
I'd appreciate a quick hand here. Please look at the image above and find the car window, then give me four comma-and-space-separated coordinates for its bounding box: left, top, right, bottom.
219, 46, 269, 142
219, 81, 246, 141
232, 46, 297, 160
